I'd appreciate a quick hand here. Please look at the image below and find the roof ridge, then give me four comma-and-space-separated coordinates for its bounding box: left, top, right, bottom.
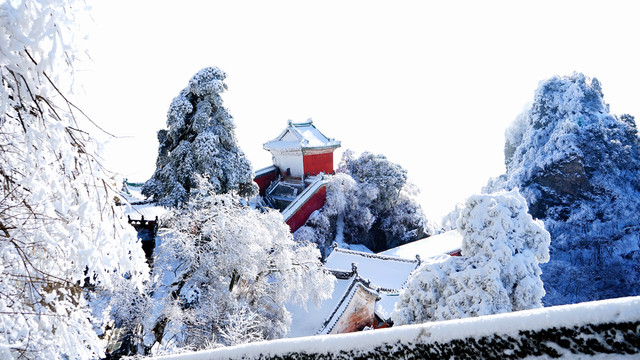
331, 246, 419, 264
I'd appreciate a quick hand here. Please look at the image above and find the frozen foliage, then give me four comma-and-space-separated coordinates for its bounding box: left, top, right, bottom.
143, 67, 257, 207
486, 73, 640, 305
294, 151, 435, 254
0, 1, 148, 359
339, 151, 437, 250
144, 179, 334, 354
391, 190, 549, 325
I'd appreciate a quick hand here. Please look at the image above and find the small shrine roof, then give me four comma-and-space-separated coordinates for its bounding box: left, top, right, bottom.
119, 182, 168, 221
379, 230, 463, 260
123, 203, 168, 222
323, 247, 419, 291
263, 119, 341, 152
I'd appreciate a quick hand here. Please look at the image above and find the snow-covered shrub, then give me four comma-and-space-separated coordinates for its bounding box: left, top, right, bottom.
143, 67, 257, 207
295, 152, 435, 253
486, 73, 640, 305
144, 179, 334, 353
338, 151, 434, 250
0, 2, 148, 359
391, 190, 550, 325
441, 203, 464, 231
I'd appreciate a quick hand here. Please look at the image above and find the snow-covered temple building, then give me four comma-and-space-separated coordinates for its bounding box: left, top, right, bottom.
287, 245, 424, 337
255, 119, 341, 232
263, 119, 341, 179
287, 231, 465, 337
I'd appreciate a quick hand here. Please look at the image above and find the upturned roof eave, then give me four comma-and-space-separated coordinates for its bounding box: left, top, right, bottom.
263, 140, 341, 152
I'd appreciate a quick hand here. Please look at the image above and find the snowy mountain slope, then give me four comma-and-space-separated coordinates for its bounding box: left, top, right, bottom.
150, 295, 640, 359
486, 73, 640, 305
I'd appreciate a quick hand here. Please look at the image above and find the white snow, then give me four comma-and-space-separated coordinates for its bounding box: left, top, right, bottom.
123, 203, 168, 221
317, 278, 377, 335
323, 248, 418, 290
263, 119, 341, 151
281, 176, 328, 221
347, 244, 373, 253
286, 277, 354, 338
375, 292, 400, 320
119, 183, 168, 221
149, 296, 640, 360
254, 165, 278, 177
379, 230, 463, 260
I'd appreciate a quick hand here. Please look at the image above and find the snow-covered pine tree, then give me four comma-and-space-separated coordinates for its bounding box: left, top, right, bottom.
142, 67, 257, 207
486, 73, 640, 305
144, 179, 333, 353
391, 190, 550, 325
0, 1, 148, 359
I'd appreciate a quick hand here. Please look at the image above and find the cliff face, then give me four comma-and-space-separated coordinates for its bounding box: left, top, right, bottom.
486, 73, 640, 305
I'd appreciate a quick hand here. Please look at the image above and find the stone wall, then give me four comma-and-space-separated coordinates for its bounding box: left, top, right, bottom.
154, 296, 640, 360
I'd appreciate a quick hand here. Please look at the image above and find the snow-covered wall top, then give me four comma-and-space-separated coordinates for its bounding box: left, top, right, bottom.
151, 296, 640, 360
281, 176, 328, 221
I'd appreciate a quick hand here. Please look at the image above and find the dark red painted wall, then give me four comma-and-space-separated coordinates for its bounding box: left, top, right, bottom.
254, 169, 279, 196
286, 186, 326, 232
303, 152, 334, 176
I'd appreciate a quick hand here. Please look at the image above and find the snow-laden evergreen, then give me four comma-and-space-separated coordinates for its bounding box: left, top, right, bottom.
294, 151, 435, 254
0, 1, 148, 358
143, 67, 257, 207
392, 190, 549, 325
486, 73, 640, 305
142, 179, 334, 354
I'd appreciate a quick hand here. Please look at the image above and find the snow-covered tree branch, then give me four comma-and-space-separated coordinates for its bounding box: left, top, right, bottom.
144, 179, 334, 353
0, 1, 148, 359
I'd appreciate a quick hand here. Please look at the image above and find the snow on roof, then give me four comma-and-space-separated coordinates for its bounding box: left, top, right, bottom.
347, 244, 373, 253
375, 292, 400, 320
120, 181, 147, 204
317, 275, 378, 335
263, 119, 341, 152
287, 274, 366, 338
254, 164, 278, 177
119, 182, 169, 221
379, 230, 463, 260
123, 203, 168, 221
324, 247, 418, 291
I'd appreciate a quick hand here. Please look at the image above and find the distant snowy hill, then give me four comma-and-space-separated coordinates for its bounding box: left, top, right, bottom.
486, 73, 640, 305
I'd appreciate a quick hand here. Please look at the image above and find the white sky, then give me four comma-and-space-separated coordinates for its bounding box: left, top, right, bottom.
76, 0, 640, 222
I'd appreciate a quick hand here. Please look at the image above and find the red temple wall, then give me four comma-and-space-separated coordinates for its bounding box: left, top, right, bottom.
286, 186, 326, 232
254, 169, 279, 196
303, 152, 334, 176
